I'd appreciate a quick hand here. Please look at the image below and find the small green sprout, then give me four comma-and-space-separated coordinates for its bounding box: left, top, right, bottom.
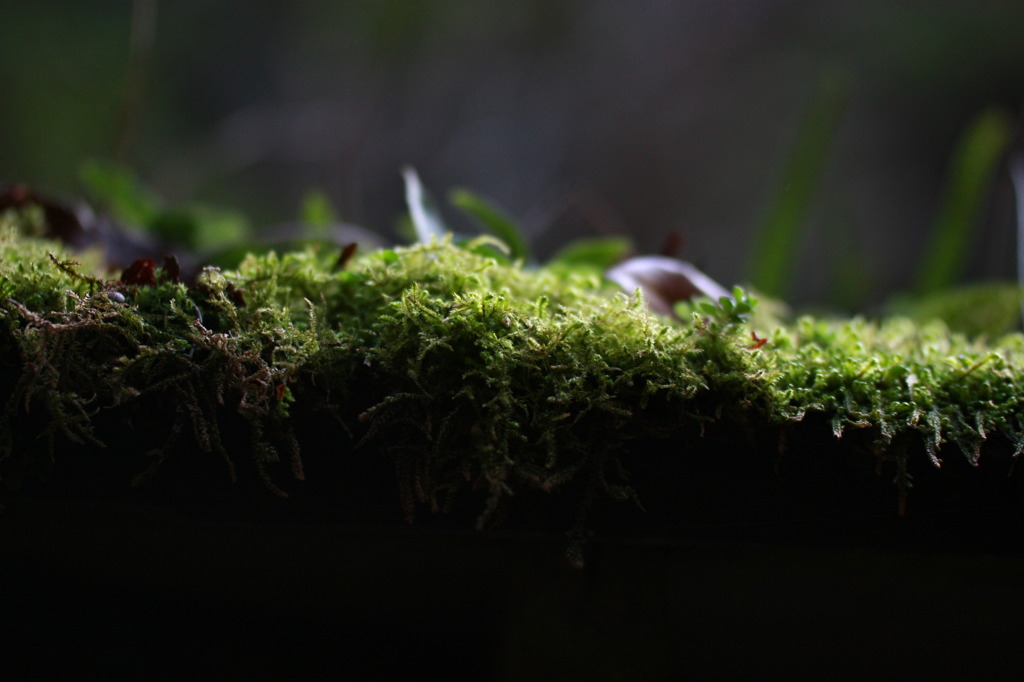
697, 286, 758, 327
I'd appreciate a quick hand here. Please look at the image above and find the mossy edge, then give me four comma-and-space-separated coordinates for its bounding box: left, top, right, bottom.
3, 213, 1024, 545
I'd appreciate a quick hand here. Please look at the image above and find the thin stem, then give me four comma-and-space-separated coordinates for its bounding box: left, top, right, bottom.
1010, 152, 1024, 328
113, 0, 158, 163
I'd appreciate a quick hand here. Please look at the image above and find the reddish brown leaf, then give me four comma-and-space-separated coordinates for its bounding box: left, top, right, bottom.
121, 258, 157, 286
163, 254, 181, 283
335, 242, 358, 271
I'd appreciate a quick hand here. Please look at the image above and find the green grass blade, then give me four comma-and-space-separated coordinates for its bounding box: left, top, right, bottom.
449, 188, 530, 262
79, 159, 161, 227
300, 189, 337, 238
746, 68, 848, 298
914, 108, 1014, 294
547, 236, 633, 272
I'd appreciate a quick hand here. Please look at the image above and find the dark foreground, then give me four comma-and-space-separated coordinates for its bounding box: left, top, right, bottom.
4, 489, 1024, 680
5, 418, 1024, 679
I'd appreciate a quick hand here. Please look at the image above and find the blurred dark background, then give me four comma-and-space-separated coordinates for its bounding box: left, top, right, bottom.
1, 0, 1022, 309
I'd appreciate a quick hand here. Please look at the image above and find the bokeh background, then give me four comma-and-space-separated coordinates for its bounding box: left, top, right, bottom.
2, 0, 1023, 309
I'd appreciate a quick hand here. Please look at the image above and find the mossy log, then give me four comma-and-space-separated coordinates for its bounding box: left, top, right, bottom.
3, 213, 1024, 554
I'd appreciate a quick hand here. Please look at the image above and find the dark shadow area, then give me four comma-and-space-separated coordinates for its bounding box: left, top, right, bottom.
6, 419, 1024, 678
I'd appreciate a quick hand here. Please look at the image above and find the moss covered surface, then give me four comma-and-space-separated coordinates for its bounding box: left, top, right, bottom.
3, 212, 1024, 548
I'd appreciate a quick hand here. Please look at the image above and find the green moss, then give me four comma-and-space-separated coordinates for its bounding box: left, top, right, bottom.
3, 211, 1024, 539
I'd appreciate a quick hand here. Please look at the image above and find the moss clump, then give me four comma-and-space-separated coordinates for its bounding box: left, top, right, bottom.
3, 210, 1024, 541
